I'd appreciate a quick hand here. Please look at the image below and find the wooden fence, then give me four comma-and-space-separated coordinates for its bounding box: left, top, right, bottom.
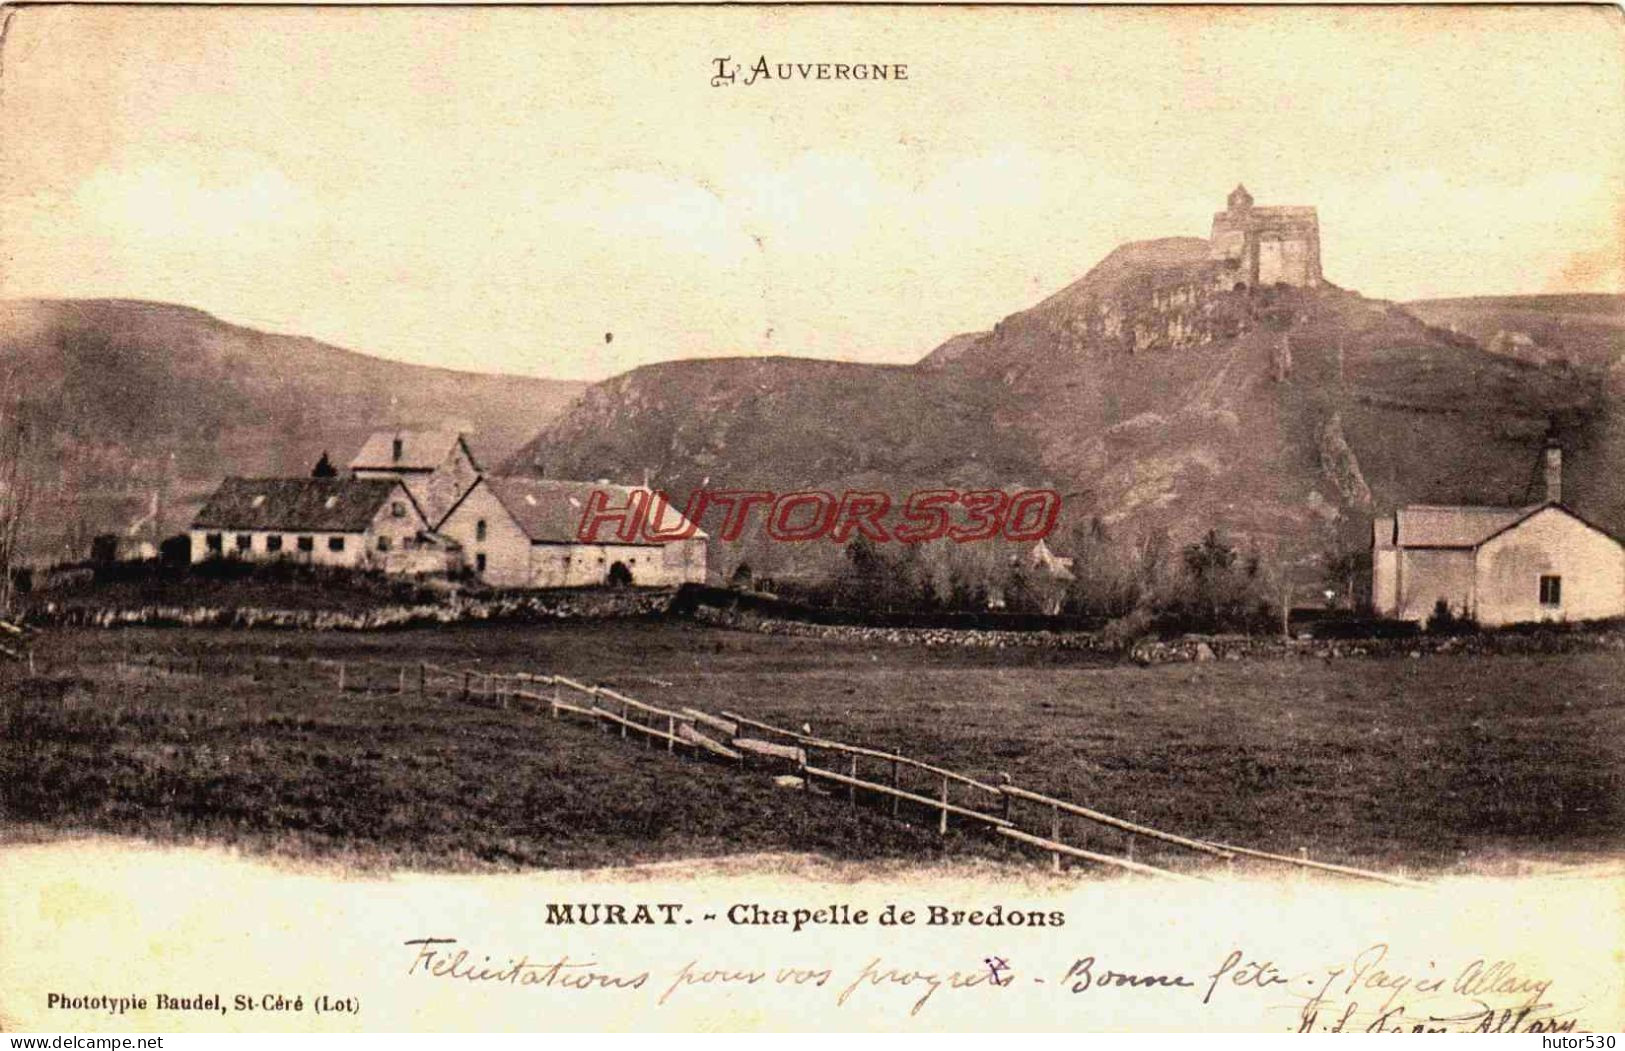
98, 648, 1424, 888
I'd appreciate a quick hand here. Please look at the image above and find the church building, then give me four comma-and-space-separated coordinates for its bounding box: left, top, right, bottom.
1208, 184, 1323, 289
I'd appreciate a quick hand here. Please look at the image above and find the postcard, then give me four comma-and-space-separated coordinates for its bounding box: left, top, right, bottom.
1, 3, 1621, 1034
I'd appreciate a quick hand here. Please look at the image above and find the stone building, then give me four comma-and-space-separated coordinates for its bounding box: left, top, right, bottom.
348, 430, 481, 527
437, 476, 707, 589
1208, 184, 1323, 289
189, 476, 445, 573
1371, 446, 1625, 626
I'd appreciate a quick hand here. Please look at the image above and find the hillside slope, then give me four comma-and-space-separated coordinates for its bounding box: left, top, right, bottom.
504, 354, 1041, 496
1, 298, 585, 559
1405, 294, 1625, 369
943, 241, 1613, 548
518, 240, 1617, 575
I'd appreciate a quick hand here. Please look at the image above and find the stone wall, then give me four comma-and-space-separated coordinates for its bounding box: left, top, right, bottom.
30, 588, 675, 631
688, 604, 1625, 663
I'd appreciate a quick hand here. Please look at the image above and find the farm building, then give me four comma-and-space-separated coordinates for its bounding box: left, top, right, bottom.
190, 477, 450, 574
349, 429, 481, 527
438, 476, 707, 588
1371, 448, 1625, 626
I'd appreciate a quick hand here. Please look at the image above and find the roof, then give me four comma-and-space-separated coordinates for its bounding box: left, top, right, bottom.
1393, 504, 1543, 548
192, 477, 409, 532
472, 476, 708, 545
349, 430, 478, 473
1250, 205, 1318, 219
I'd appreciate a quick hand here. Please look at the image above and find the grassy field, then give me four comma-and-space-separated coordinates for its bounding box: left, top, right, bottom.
4, 620, 1622, 877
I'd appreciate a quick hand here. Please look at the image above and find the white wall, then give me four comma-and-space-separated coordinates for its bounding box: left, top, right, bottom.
1395, 548, 1476, 623
190, 528, 366, 568
529, 539, 706, 588
189, 483, 430, 574
1475, 508, 1625, 626
437, 481, 533, 587
1372, 547, 1399, 617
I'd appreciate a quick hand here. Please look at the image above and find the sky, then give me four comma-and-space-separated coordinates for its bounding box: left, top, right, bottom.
2, 5, 1621, 381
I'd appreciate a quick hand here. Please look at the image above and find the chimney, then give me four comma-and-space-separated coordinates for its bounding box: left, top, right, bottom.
392, 436, 403, 463
1544, 443, 1563, 504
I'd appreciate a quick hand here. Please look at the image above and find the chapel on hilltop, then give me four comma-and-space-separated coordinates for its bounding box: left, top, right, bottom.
1208, 184, 1323, 289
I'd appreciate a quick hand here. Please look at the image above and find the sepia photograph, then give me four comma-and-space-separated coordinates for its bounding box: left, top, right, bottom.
0, 2, 1621, 1034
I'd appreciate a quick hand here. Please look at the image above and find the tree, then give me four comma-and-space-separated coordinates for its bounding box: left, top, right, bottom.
311, 451, 338, 478
0, 384, 37, 616
835, 534, 895, 611
1168, 529, 1272, 633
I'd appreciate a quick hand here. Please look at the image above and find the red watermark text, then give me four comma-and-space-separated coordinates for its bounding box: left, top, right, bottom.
576, 489, 1061, 544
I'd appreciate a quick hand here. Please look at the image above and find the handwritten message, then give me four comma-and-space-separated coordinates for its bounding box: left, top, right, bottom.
400, 937, 1582, 1032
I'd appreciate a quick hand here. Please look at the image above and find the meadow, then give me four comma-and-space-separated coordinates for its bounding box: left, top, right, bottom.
4, 620, 1621, 877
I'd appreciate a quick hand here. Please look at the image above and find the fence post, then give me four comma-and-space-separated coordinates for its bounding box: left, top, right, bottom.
999, 774, 1013, 825
890, 756, 901, 817
419, 663, 426, 698
551, 677, 560, 718
848, 754, 858, 807
666, 714, 675, 753
1127, 811, 1137, 863
1051, 803, 1062, 873
938, 775, 949, 836
462, 670, 470, 701
337, 662, 346, 693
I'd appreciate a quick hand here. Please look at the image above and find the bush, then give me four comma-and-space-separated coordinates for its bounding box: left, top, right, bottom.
1100, 607, 1155, 649
1426, 599, 1477, 636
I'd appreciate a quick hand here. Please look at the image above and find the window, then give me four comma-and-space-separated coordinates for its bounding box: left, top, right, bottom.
475, 519, 487, 541
235, 534, 252, 552
297, 536, 314, 553
1539, 575, 1562, 607
392, 501, 406, 518
206, 533, 223, 552
475, 553, 487, 573
266, 534, 283, 553
328, 537, 345, 552
377, 536, 392, 552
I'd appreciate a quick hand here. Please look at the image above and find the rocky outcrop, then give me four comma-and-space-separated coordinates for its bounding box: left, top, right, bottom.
1318, 412, 1373, 511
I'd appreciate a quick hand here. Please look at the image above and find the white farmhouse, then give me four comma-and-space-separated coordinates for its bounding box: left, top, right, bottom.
438, 476, 707, 588
190, 477, 441, 572
1371, 447, 1625, 626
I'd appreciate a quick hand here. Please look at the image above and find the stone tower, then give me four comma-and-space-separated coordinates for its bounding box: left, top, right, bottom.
1208, 184, 1323, 289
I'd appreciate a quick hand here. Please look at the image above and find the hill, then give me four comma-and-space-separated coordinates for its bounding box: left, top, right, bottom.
936, 241, 1613, 548
1404, 294, 1625, 369
517, 239, 1618, 581
0, 298, 586, 561
501, 355, 1043, 575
